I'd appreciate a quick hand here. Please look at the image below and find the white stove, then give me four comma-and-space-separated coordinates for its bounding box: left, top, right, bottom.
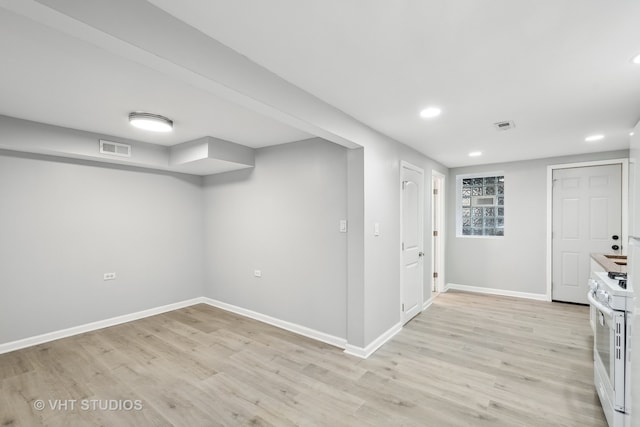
590, 271, 632, 311
588, 272, 633, 427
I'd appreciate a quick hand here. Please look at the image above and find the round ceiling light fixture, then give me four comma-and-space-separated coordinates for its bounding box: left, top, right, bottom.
129, 112, 173, 132
468, 151, 483, 157
632, 53, 640, 65
585, 134, 604, 142
419, 106, 442, 119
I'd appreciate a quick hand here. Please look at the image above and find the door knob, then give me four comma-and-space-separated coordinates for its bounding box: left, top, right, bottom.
612, 245, 620, 251
612, 235, 619, 240
418, 252, 425, 257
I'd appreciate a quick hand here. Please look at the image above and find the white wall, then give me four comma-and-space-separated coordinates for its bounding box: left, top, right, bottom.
447, 150, 629, 296
0, 151, 205, 344
202, 138, 348, 339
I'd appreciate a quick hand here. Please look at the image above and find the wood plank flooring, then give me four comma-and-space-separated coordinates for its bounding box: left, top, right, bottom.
0, 291, 606, 426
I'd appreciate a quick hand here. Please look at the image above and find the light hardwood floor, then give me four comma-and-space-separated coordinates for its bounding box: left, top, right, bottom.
0, 291, 606, 426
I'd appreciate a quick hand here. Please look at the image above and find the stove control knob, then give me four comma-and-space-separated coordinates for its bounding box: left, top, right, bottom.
612, 245, 620, 251
588, 279, 598, 292
597, 289, 609, 303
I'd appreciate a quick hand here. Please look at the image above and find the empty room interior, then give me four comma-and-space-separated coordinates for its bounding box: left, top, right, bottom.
1, 1, 640, 426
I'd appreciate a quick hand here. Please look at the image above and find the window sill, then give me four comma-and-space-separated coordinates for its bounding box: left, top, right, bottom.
456, 235, 505, 240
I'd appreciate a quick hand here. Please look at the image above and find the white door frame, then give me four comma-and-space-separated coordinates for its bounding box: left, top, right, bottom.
431, 171, 446, 295
546, 158, 628, 301
400, 161, 424, 324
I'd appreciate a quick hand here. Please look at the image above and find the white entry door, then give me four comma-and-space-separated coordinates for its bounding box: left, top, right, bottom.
552, 164, 622, 304
401, 163, 424, 324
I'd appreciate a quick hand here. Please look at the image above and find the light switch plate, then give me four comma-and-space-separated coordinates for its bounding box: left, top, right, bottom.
254, 270, 262, 278
339, 219, 347, 233
374, 223, 380, 236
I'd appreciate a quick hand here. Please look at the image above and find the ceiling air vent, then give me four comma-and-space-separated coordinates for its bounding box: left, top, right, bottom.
99, 140, 131, 157
494, 121, 515, 131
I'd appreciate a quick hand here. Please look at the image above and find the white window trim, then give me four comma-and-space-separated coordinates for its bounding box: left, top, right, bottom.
456, 171, 505, 238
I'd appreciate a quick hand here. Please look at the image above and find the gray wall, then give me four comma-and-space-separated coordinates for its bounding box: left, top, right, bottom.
447, 150, 629, 295
360, 137, 448, 344
0, 151, 205, 344
202, 138, 349, 339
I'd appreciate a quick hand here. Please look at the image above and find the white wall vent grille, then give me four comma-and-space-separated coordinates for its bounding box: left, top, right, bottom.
100, 140, 131, 157
493, 121, 515, 131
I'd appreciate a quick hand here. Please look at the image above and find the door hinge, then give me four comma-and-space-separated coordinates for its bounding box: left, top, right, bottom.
402, 303, 405, 312
433, 230, 438, 237
433, 272, 439, 278
402, 181, 408, 190
433, 188, 438, 195
402, 242, 404, 250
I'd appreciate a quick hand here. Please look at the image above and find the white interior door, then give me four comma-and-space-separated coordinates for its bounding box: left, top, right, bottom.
552, 164, 622, 303
401, 163, 424, 323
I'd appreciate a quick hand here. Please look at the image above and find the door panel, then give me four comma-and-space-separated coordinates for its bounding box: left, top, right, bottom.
552, 164, 622, 303
562, 198, 580, 239
561, 252, 579, 287
590, 198, 609, 239
401, 164, 423, 323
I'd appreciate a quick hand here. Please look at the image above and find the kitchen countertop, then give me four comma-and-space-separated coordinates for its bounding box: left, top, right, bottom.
591, 253, 627, 274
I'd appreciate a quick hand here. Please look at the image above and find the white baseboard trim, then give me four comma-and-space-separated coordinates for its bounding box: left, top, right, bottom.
0, 298, 204, 355
343, 322, 402, 359
445, 283, 548, 301
201, 297, 348, 349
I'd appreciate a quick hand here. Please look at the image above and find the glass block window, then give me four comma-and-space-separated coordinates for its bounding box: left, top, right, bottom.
457, 174, 504, 237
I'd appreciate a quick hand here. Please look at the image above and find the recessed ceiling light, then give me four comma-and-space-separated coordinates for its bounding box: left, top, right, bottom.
632, 53, 640, 65
419, 107, 442, 119
631, 132, 635, 136
468, 151, 482, 157
585, 134, 604, 142
129, 112, 173, 132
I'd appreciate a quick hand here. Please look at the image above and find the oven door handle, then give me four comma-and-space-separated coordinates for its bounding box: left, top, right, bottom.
587, 291, 614, 319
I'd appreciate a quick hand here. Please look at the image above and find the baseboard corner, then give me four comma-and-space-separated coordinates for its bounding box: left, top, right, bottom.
343, 322, 402, 359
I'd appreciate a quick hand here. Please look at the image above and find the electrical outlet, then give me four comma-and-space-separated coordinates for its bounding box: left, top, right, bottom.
104, 272, 116, 281
254, 270, 262, 278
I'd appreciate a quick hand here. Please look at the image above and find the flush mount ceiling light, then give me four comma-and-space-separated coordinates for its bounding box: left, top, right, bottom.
631, 132, 635, 136
632, 53, 640, 65
129, 112, 173, 132
585, 134, 604, 142
419, 107, 442, 119
468, 151, 482, 157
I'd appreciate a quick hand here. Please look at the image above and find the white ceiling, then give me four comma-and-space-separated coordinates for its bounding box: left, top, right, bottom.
0, 7, 309, 148
150, 0, 640, 167
1, 1, 639, 167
